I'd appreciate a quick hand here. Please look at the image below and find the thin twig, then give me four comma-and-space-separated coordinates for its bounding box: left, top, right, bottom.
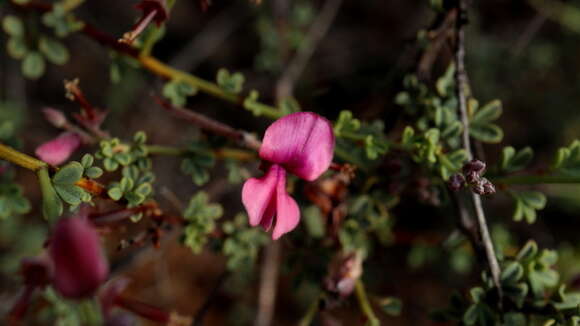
154, 96, 262, 151
454, 0, 502, 297
512, 14, 546, 57
255, 241, 281, 326
275, 0, 343, 99
193, 270, 230, 326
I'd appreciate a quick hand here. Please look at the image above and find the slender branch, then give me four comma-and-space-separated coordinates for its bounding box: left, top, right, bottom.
0, 143, 47, 171
298, 294, 321, 326
454, 0, 502, 297
276, 0, 343, 99
12, 0, 283, 120
192, 270, 230, 326
354, 280, 379, 325
255, 241, 281, 326
155, 96, 262, 151
492, 174, 580, 185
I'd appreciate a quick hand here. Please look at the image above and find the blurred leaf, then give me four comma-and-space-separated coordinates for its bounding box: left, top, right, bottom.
216, 68, 245, 94
2, 15, 24, 37
39, 37, 69, 65
22, 52, 46, 79
7, 37, 28, 59
472, 100, 502, 125
469, 123, 503, 143
303, 206, 324, 239
162, 80, 197, 106
501, 146, 533, 173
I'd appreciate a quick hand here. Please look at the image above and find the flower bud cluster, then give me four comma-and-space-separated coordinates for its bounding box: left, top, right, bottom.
447, 159, 496, 195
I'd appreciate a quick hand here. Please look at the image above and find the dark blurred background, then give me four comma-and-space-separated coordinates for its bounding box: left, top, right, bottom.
2, 0, 580, 325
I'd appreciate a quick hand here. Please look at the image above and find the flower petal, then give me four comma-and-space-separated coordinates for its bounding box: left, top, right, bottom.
272, 171, 300, 240
260, 112, 335, 181
35, 132, 81, 166
49, 212, 108, 299
242, 164, 281, 227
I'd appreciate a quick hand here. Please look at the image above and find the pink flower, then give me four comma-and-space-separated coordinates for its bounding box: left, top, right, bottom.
49, 213, 109, 299
35, 132, 81, 166
242, 112, 335, 239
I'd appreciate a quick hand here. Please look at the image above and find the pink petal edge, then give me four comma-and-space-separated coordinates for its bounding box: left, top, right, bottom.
35, 132, 81, 166
259, 112, 335, 181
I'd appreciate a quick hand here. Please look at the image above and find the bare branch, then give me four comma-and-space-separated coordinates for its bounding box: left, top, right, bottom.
454, 0, 503, 298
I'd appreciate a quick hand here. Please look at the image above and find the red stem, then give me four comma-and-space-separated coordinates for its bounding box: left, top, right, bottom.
114, 296, 170, 323
8, 285, 36, 324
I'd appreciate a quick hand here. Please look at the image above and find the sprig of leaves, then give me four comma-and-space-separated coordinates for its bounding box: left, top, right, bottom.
183, 192, 223, 253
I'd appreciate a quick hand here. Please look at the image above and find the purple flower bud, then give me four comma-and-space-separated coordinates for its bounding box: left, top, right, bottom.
324, 252, 362, 298
463, 159, 486, 175
42, 107, 68, 128
447, 174, 465, 191
465, 171, 480, 185
242, 112, 335, 240
472, 183, 485, 195
482, 178, 496, 195
49, 215, 109, 299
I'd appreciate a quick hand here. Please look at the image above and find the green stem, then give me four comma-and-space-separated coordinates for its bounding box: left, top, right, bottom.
339, 130, 367, 142
298, 294, 321, 326
144, 145, 186, 156
491, 174, 580, 185
0, 143, 47, 171
355, 280, 379, 326
138, 56, 283, 120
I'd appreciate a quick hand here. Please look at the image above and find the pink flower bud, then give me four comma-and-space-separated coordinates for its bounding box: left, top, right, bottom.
35, 132, 81, 166
242, 112, 335, 239
49, 215, 109, 299
42, 107, 68, 128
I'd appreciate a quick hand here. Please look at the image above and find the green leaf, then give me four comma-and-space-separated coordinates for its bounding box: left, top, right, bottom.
501, 146, 533, 173
80, 154, 94, 168
103, 157, 119, 171
53, 162, 84, 184
54, 184, 85, 206
162, 80, 197, 106
501, 261, 524, 284
216, 68, 245, 94
334, 110, 361, 136
472, 100, 502, 124
107, 187, 123, 201
463, 303, 495, 326
519, 191, 547, 209
2, 16, 24, 37
134, 182, 152, 197
22, 52, 46, 79
469, 287, 485, 303
441, 120, 462, 139
114, 152, 132, 166
516, 240, 538, 261
7, 37, 28, 59
39, 37, 69, 65
303, 206, 324, 239
469, 123, 503, 143
85, 166, 103, 179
